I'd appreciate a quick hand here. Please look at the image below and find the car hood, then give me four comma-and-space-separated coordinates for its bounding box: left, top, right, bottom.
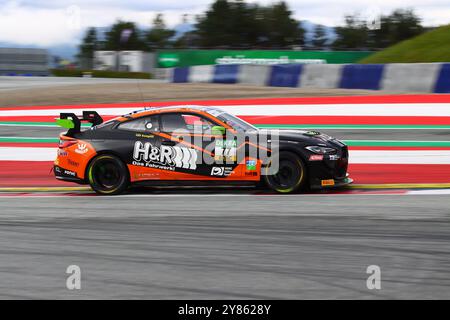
252, 129, 345, 147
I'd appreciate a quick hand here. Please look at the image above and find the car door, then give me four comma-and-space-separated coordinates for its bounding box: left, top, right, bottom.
114, 115, 164, 181
158, 112, 239, 179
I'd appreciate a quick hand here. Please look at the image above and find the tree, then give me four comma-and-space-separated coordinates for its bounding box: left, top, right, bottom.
195, 0, 303, 48
78, 27, 98, 69
146, 14, 176, 49
333, 14, 369, 49
261, 1, 304, 48
368, 9, 424, 49
312, 25, 327, 48
227, 0, 261, 47
104, 21, 146, 51
333, 9, 424, 50
80, 0, 309, 51
196, 0, 234, 47
173, 31, 200, 48
79, 27, 98, 59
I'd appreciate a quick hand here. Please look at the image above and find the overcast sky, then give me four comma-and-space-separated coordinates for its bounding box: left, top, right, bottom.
0, 0, 449, 46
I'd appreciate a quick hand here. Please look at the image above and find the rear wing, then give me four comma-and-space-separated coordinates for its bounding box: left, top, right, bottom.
56, 111, 103, 136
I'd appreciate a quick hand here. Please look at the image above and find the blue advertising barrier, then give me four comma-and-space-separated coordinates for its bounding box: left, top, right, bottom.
172, 67, 189, 83
434, 63, 450, 93
212, 64, 240, 84
170, 63, 448, 93
339, 64, 384, 90
268, 64, 303, 87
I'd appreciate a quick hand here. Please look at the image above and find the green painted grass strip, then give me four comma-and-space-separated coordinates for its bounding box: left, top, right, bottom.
345, 140, 450, 147
1, 122, 450, 130
2, 137, 450, 148
0, 137, 58, 143
0, 122, 91, 127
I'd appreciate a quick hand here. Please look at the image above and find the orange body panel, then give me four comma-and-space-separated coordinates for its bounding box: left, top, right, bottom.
128, 158, 261, 182
55, 136, 97, 180
56, 107, 265, 184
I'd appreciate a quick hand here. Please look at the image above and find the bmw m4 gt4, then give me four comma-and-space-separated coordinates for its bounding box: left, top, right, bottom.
54, 106, 352, 195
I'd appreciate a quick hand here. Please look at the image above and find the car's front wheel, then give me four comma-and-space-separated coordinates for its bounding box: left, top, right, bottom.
87, 154, 129, 195
263, 151, 307, 194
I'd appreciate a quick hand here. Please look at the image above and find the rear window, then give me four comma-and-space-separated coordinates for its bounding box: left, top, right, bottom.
117, 116, 159, 132
160, 113, 216, 133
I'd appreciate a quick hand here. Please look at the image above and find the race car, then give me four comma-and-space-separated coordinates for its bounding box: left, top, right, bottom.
54, 106, 352, 195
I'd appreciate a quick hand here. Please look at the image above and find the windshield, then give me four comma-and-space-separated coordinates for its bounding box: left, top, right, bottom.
206, 109, 257, 132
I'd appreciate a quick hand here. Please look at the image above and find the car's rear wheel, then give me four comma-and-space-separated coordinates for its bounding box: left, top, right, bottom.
263, 151, 307, 194
87, 154, 129, 195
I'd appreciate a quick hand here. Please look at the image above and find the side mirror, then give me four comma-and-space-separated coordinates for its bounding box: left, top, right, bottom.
211, 126, 226, 135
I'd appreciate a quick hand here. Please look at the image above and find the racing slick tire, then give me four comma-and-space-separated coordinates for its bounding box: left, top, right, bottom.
87, 154, 129, 195
263, 151, 307, 194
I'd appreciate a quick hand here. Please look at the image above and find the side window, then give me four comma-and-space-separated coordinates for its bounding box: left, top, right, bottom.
160, 113, 215, 133
117, 115, 159, 132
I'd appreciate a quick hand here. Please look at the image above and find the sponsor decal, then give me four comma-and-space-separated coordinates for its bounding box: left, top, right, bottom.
75, 143, 89, 154
211, 167, 233, 177
58, 150, 68, 157
136, 133, 154, 139
133, 172, 159, 179
133, 141, 197, 171
158, 53, 180, 67
304, 131, 321, 136
309, 154, 324, 161
68, 159, 79, 167
329, 155, 340, 161
321, 179, 335, 187
215, 139, 237, 162
246, 160, 257, 171
63, 169, 76, 177
216, 57, 325, 65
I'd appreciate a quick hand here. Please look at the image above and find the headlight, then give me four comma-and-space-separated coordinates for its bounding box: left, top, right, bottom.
305, 146, 337, 154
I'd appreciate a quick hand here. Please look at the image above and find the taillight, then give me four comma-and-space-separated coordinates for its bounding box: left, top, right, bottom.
59, 140, 77, 149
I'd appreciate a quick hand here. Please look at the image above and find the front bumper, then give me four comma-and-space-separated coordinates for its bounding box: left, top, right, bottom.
310, 174, 353, 190
307, 145, 351, 189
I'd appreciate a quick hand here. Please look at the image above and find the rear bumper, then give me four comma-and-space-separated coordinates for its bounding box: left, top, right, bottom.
54, 165, 86, 184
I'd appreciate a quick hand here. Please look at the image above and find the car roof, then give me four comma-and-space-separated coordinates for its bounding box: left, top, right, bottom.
123, 105, 224, 118
112, 105, 237, 130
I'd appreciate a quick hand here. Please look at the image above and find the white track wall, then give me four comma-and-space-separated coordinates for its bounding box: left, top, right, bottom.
170, 63, 450, 93
381, 63, 442, 93
300, 64, 342, 89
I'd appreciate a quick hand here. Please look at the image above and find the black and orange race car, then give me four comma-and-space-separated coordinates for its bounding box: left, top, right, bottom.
54, 106, 352, 195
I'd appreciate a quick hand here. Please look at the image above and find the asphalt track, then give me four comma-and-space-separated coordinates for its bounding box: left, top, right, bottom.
0, 193, 448, 299
1, 93, 450, 299
1, 129, 450, 300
